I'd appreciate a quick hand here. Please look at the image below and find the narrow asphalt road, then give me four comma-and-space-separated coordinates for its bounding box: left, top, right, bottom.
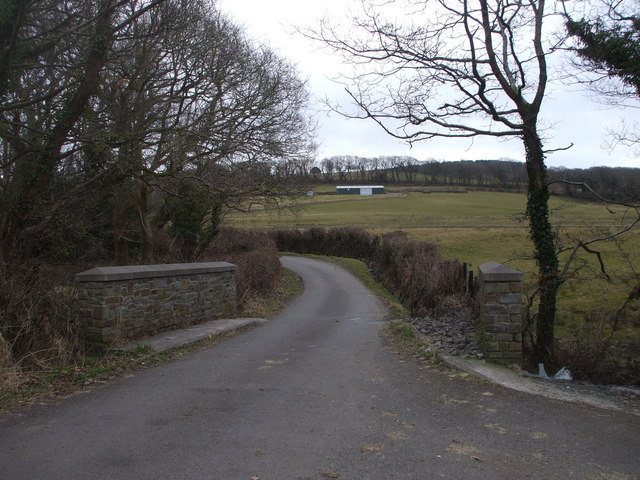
1, 256, 639, 480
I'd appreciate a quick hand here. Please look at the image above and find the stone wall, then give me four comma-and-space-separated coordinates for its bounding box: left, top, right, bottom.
477, 261, 523, 365
75, 262, 237, 349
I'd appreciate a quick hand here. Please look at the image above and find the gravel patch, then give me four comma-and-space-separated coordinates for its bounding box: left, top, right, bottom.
408, 311, 483, 359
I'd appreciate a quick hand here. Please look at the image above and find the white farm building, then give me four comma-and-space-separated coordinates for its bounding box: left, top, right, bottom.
336, 186, 385, 196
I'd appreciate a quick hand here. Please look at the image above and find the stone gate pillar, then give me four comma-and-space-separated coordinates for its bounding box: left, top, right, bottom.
478, 262, 523, 365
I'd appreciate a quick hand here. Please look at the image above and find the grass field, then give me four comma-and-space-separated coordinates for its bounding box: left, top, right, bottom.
228, 189, 640, 341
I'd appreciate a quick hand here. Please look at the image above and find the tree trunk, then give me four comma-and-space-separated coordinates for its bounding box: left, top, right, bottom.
0, 0, 26, 99
523, 125, 561, 369
138, 181, 154, 264
112, 184, 131, 265
0, 212, 21, 260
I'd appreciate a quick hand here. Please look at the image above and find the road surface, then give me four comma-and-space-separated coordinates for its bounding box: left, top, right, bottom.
1, 256, 639, 479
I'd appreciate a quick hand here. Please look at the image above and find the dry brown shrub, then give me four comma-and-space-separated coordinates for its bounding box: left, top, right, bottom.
376, 234, 464, 313
271, 227, 467, 315
272, 227, 378, 260
0, 262, 82, 371
203, 229, 282, 306
555, 338, 640, 386
0, 333, 11, 375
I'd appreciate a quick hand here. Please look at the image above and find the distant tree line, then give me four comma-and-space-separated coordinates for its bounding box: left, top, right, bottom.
314, 156, 640, 202
316, 156, 529, 189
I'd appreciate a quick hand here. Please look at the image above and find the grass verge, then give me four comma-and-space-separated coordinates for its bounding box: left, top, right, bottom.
385, 321, 439, 363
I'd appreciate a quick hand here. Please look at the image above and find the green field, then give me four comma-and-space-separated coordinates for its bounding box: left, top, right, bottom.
229, 189, 640, 340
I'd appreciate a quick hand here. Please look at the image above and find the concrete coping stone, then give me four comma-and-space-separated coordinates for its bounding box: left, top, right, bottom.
479, 261, 523, 282
75, 262, 237, 282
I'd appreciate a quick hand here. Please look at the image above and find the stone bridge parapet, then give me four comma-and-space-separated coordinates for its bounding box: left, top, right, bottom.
75, 262, 237, 349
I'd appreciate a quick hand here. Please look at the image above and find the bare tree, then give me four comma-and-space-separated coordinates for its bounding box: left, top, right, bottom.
87, 0, 191, 263
0, 0, 168, 260
321, 158, 335, 182
316, 0, 564, 366
0, 0, 315, 264
163, 8, 315, 258
332, 156, 348, 182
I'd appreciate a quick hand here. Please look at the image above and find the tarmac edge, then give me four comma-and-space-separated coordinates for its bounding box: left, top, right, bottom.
438, 352, 640, 416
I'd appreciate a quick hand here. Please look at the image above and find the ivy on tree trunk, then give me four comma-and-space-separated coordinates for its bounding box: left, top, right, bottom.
523, 126, 561, 369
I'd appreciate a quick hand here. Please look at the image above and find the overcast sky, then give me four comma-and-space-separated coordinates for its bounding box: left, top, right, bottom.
216, 0, 639, 169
